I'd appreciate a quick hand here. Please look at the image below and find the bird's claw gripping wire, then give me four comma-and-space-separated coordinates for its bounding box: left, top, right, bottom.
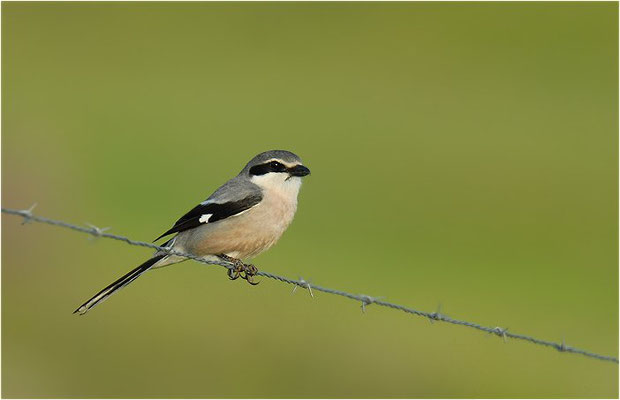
220, 254, 260, 285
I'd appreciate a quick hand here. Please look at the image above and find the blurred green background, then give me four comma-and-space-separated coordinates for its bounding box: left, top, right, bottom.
2, 2, 618, 398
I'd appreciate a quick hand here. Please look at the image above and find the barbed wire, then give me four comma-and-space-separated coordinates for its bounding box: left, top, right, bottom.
2, 206, 618, 365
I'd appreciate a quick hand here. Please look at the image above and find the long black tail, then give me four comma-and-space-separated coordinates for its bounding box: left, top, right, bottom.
73, 255, 165, 315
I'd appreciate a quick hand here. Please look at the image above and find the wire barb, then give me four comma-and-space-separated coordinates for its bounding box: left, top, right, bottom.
2, 206, 618, 365
493, 327, 509, 343
360, 295, 383, 313
428, 304, 443, 324
85, 223, 111, 239
17, 203, 37, 225
292, 278, 314, 298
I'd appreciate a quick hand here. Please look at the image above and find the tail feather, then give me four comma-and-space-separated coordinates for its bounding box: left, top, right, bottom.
73, 255, 165, 315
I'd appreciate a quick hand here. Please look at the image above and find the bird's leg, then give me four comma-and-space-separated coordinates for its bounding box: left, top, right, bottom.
219, 254, 260, 285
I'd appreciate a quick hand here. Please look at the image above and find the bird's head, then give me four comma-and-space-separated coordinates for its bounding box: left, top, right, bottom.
242, 150, 310, 194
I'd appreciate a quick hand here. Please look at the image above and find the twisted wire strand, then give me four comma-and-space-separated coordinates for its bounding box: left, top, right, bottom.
2, 206, 618, 364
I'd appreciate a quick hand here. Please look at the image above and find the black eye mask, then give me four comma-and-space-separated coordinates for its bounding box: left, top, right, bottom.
249, 161, 288, 175
249, 161, 311, 177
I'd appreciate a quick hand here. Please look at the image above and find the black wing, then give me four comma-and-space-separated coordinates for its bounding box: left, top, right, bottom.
154, 193, 262, 241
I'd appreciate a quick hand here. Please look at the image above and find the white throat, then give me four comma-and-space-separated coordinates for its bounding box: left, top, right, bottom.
250, 173, 302, 203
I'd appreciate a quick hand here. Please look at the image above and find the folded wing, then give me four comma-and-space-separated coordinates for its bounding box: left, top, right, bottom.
154, 193, 263, 241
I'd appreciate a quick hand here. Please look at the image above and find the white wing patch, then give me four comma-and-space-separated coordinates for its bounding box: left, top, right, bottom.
199, 213, 213, 223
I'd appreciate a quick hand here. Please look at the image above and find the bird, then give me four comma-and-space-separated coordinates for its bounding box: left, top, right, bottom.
74, 150, 311, 315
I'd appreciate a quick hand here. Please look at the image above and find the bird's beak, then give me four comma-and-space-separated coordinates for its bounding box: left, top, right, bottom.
288, 164, 311, 177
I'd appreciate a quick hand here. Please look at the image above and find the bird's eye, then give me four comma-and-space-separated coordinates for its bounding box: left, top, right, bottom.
270, 161, 284, 171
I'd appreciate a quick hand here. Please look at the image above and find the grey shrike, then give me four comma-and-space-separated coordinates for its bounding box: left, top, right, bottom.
74, 150, 310, 315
